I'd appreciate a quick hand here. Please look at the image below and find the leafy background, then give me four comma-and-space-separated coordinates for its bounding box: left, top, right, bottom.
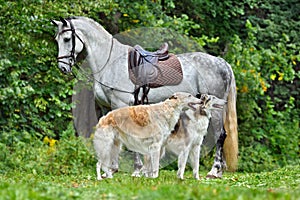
0, 0, 299, 174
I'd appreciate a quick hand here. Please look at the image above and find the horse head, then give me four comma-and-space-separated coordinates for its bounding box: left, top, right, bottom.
51, 17, 85, 73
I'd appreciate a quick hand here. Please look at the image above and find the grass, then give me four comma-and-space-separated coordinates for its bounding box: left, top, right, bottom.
0, 166, 299, 200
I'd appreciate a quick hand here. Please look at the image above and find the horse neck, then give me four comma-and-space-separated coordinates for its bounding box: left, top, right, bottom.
74, 18, 126, 75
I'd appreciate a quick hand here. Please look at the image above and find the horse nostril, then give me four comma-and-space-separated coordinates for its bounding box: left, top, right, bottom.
60, 66, 67, 73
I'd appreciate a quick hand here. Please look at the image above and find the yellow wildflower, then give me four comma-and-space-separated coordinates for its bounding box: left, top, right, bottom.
132, 19, 140, 23
292, 60, 296, 65
236, 60, 240, 67
278, 72, 284, 81
43, 136, 50, 144
123, 13, 128, 17
270, 74, 276, 80
259, 78, 267, 92
240, 85, 249, 93
49, 138, 57, 147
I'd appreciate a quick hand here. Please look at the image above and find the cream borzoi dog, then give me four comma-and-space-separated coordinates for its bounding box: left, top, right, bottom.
163, 94, 226, 179
93, 92, 202, 180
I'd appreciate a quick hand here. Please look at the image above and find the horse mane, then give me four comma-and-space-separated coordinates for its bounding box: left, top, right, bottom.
70, 16, 110, 36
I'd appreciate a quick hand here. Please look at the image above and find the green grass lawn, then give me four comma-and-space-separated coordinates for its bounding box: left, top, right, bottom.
0, 165, 299, 200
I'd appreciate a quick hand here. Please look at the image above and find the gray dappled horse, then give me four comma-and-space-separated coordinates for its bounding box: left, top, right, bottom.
51, 16, 238, 178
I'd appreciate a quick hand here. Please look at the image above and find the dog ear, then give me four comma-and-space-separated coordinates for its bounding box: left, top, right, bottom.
168, 95, 177, 100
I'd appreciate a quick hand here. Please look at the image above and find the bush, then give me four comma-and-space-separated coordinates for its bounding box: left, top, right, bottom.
225, 20, 299, 171
0, 122, 95, 175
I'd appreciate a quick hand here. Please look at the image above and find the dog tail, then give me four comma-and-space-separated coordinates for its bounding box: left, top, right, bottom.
223, 69, 238, 172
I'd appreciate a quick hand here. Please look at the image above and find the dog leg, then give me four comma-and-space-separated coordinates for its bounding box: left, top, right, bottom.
189, 144, 201, 180
142, 154, 151, 177
177, 149, 190, 179
96, 161, 102, 180
150, 150, 160, 178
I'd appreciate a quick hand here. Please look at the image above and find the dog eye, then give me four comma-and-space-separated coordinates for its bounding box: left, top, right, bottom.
64, 38, 71, 42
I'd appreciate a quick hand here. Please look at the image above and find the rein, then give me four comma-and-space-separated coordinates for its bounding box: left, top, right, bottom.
58, 18, 134, 95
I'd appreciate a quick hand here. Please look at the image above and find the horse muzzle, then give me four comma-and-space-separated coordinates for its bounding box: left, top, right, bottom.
58, 62, 72, 73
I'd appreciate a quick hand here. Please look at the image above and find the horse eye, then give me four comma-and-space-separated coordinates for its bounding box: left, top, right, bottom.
64, 38, 71, 42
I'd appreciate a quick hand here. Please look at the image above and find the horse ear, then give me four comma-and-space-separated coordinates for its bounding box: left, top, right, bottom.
59, 17, 68, 26
51, 20, 59, 26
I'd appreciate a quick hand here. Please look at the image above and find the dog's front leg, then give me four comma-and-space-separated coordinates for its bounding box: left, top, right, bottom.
177, 148, 190, 179
146, 150, 160, 178
96, 161, 102, 180
189, 144, 201, 180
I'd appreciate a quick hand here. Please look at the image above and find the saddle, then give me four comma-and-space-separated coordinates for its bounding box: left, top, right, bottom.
128, 43, 183, 104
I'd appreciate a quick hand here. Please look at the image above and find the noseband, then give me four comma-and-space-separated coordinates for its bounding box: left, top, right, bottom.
57, 18, 85, 68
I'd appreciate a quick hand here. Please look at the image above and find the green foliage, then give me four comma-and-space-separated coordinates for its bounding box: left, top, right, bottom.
0, 122, 94, 175
225, 20, 299, 171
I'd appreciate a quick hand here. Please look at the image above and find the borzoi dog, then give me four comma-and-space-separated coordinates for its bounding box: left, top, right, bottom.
93, 92, 202, 180
163, 94, 226, 180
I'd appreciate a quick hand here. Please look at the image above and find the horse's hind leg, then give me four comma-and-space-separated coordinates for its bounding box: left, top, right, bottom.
206, 127, 227, 179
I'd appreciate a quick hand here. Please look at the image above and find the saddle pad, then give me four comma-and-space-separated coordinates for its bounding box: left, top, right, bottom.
128, 53, 183, 88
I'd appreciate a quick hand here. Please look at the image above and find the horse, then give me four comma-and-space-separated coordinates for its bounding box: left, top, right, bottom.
51, 16, 238, 178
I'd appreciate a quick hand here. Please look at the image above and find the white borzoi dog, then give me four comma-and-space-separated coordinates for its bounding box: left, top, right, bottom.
93, 92, 202, 180
163, 94, 226, 180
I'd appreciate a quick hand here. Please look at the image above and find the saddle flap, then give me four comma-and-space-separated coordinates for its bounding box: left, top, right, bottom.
128, 45, 183, 88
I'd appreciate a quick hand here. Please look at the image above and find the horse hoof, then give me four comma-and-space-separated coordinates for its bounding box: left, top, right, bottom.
206, 174, 221, 179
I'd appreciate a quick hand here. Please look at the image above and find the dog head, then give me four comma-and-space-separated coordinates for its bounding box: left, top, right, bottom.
200, 94, 227, 110
168, 92, 203, 111
186, 94, 227, 116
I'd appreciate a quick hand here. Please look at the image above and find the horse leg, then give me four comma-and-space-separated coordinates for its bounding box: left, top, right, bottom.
95, 101, 102, 120
206, 127, 227, 179
141, 85, 150, 104
134, 86, 141, 105
131, 85, 149, 177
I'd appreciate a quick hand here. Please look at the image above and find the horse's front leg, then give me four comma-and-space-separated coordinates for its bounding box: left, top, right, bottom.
206, 127, 227, 179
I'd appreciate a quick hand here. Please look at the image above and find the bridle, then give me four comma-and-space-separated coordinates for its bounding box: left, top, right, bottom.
57, 18, 85, 69
55, 17, 135, 95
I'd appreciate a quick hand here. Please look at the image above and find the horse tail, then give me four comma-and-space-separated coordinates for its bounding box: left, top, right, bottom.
223, 70, 238, 171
